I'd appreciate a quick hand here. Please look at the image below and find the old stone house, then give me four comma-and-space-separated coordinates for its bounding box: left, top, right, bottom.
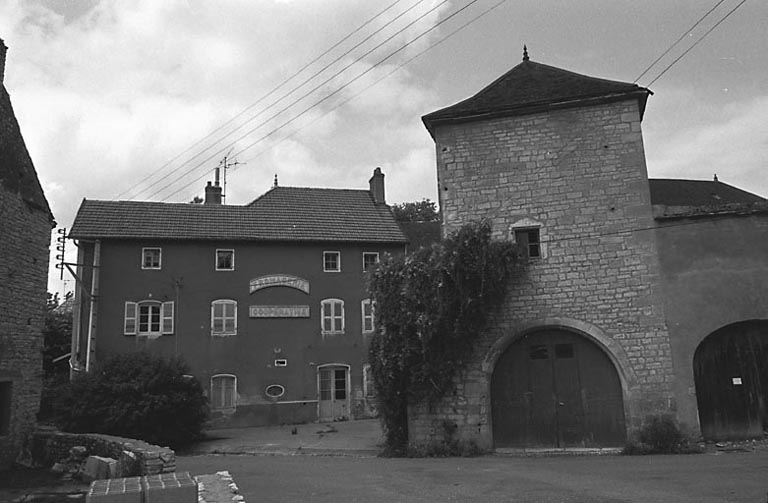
412, 51, 768, 449
0, 39, 55, 469
69, 168, 406, 427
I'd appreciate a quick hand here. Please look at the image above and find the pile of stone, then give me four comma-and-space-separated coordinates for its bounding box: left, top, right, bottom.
50, 446, 137, 482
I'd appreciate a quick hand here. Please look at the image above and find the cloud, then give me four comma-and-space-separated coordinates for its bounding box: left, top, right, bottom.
646, 95, 768, 197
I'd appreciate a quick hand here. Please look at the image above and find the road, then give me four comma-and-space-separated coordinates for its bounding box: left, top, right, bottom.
177, 450, 768, 502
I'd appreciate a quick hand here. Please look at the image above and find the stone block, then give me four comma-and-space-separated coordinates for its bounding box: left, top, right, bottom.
82, 455, 117, 482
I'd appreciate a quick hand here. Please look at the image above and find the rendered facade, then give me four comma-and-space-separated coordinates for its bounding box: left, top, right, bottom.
69, 168, 406, 427
411, 52, 768, 449
0, 39, 55, 468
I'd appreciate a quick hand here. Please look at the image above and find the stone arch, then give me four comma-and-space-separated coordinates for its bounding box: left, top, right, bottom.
483, 317, 636, 448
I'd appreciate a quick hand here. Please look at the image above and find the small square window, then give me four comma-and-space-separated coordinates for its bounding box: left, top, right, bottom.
363, 252, 380, 272
323, 251, 341, 272
216, 249, 234, 271
274, 359, 288, 367
142, 248, 161, 269
514, 229, 541, 259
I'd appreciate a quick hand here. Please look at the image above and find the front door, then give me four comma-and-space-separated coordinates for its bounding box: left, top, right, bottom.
318, 366, 349, 421
492, 330, 626, 448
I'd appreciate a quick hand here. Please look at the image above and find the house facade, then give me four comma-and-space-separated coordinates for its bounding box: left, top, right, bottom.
69, 168, 406, 427
412, 52, 768, 449
0, 39, 55, 468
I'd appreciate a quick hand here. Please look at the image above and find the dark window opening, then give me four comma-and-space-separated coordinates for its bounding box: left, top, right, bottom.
0, 382, 12, 436
529, 345, 549, 360
515, 229, 541, 259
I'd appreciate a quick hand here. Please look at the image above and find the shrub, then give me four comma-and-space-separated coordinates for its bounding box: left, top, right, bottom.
369, 220, 519, 454
623, 415, 701, 455
52, 352, 208, 449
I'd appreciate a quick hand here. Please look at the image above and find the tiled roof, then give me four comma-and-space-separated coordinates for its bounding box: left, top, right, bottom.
649, 179, 766, 207
69, 186, 407, 243
423, 58, 650, 137
0, 86, 53, 219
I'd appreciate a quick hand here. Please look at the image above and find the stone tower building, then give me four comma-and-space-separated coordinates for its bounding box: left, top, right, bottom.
414, 51, 675, 449
0, 39, 54, 468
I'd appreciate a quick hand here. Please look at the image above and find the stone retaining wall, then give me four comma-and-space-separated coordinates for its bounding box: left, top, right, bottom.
31, 430, 176, 476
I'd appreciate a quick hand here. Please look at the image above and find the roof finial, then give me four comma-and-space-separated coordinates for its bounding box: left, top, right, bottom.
523, 45, 529, 62
713, 173, 718, 182
273, 174, 278, 187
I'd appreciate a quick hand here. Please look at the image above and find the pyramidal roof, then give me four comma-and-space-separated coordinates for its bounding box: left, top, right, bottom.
423, 49, 651, 137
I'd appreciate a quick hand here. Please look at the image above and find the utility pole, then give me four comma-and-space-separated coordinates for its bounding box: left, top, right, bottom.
218, 150, 245, 205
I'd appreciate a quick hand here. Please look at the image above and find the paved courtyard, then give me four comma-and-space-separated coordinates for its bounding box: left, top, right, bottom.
176, 449, 768, 503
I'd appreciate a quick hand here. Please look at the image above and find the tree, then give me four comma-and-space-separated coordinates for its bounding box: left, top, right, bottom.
52, 352, 209, 448
391, 199, 439, 222
42, 292, 72, 380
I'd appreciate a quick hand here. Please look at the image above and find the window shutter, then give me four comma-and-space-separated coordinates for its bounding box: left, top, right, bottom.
161, 301, 174, 334
124, 302, 137, 335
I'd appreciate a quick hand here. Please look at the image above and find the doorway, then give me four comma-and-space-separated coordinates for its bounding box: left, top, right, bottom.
318, 365, 350, 421
491, 329, 625, 448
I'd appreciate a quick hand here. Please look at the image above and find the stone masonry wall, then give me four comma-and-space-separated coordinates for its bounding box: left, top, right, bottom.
0, 188, 51, 469
411, 100, 674, 449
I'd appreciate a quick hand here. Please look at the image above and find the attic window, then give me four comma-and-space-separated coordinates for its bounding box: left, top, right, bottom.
142, 248, 161, 269
323, 251, 341, 272
216, 249, 234, 271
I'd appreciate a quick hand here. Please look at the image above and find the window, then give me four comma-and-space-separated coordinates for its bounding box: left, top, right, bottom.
362, 252, 380, 272
216, 249, 234, 271
0, 381, 11, 436
274, 359, 288, 367
124, 301, 174, 336
210, 374, 236, 410
142, 247, 162, 269
265, 384, 285, 398
363, 364, 376, 399
323, 251, 341, 272
361, 299, 375, 333
211, 300, 237, 336
514, 228, 541, 259
321, 298, 345, 334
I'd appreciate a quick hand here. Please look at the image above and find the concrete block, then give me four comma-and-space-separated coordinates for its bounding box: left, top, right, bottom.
143, 471, 197, 503
86, 477, 142, 503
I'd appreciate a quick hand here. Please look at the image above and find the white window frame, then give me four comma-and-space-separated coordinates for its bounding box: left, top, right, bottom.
321, 298, 345, 335
215, 249, 235, 271
361, 298, 375, 334
210, 374, 237, 410
124, 300, 174, 336
363, 363, 376, 399
323, 251, 341, 272
141, 247, 162, 270
211, 299, 237, 336
362, 252, 380, 272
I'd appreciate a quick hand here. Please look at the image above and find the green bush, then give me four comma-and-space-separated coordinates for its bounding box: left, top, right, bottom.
52, 352, 208, 449
623, 415, 700, 455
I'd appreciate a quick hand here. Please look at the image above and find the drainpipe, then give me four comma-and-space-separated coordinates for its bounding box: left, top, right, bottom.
85, 240, 101, 372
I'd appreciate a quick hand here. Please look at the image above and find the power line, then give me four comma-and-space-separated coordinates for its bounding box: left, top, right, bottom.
645, 0, 748, 87
112, 0, 411, 201
151, 0, 472, 201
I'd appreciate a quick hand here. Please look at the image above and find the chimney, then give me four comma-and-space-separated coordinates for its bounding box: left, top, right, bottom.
369, 167, 386, 205
0, 39, 7, 85
204, 181, 222, 205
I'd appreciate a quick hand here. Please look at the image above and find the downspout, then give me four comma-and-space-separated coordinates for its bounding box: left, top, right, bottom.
85, 239, 101, 372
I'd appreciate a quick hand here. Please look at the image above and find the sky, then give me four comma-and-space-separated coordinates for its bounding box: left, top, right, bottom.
1, 0, 766, 296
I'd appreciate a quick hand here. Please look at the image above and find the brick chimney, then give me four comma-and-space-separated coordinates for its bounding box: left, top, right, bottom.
0, 39, 7, 85
204, 181, 222, 205
369, 167, 386, 205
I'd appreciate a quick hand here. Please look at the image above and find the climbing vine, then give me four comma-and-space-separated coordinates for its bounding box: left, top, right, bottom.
369, 220, 519, 454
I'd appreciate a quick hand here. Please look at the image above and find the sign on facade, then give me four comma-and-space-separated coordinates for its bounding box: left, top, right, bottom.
249, 275, 310, 294
249, 305, 310, 318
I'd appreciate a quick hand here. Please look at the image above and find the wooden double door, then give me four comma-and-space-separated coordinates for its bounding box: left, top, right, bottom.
491, 330, 626, 448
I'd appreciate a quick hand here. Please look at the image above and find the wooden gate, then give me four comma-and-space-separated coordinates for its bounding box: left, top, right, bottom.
694, 321, 768, 440
491, 330, 625, 448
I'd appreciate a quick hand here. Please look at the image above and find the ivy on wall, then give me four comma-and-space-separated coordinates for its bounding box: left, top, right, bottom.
369, 220, 519, 454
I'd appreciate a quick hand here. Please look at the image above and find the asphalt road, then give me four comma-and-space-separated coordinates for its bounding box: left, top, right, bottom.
177, 450, 768, 503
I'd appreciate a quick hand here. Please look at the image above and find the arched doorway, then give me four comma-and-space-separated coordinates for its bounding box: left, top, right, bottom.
694, 320, 768, 440
491, 329, 626, 448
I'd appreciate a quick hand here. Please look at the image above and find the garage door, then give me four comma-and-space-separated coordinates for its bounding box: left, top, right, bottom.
694, 320, 768, 440
491, 329, 626, 448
